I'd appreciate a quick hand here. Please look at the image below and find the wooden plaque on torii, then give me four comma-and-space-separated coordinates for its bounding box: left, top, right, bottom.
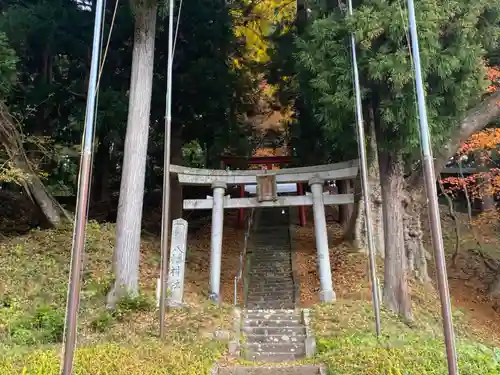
256, 174, 277, 202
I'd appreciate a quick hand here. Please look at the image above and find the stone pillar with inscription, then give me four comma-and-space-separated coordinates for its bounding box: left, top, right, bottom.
167, 218, 189, 307
309, 177, 336, 302
209, 181, 226, 303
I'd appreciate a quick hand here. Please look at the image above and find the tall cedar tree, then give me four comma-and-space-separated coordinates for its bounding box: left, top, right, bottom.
295, 0, 500, 320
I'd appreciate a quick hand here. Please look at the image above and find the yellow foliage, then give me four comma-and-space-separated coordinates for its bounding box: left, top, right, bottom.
232, 0, 296, 65
0, 341, 224, 375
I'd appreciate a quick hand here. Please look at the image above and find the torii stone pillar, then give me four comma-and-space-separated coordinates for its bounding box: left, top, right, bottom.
309, 177, 336, 302
209, 181, 226, 302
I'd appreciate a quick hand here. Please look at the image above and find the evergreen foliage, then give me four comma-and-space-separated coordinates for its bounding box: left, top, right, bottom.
295, 0, 500, 163
0, 33, 17, 97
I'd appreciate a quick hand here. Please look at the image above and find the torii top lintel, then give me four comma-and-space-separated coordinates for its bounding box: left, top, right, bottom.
169, 159, 359, 186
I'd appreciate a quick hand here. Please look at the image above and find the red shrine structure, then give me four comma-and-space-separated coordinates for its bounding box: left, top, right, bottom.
220, 155, 307, 228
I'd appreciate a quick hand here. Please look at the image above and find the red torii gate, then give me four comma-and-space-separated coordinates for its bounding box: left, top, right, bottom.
220, 155, 307, 228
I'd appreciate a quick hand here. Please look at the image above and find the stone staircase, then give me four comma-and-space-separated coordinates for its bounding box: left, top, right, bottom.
246, 208, 296, 310
241, 208, 308, 362
217, 208, 323, 374
241, 309, 306, 362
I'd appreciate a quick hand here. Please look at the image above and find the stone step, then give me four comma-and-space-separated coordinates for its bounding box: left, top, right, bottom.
243, 326, 307, 336
250, 264, 291, 268
249, 275, 292, 280
250, 263, 292, 268
245, 333, 306, 344
252, 241, 290, 245
249, 273, 293, 278
251, 249, 291, 253
251, 252, 291, 256
247, 294, 295, 301
244, 309, 299, 317
242, 344, 306, 361
242, 352, 303, 362
251, 238, 289, 242
253, 251, 291, 254
246, 296, 294, 303
249, 276, 293, 282
252, 251, 291, 254
241, 341, 306, 355
247, 291, 294, 298
243, 316, 301, 327
255, 229, 289, 234
215, 365, 324, 375
247, 287, 295, 294
251, 257, 291, 263
245, 301, 296, 310
249, 270, 292, 275
248, 283, 294, 289
246, 295, 294, 301
249, 271, 292, 276
250, 263, 292, 267
252, 235, 289, 239
251, 243, 290, 247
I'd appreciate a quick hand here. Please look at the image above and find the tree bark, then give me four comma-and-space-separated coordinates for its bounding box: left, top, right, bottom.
170, 125, 183, 221
0, 103, 68, 226
403, 188, 431, 283
379, 150, 412, 321
108, 3, 157, 306
23, 160, 67, 226
488, 268, 500, 300
92, 136, 111, 204
344, 114, 384, 256
476, 153, 495, 211
337, 179, 353, 226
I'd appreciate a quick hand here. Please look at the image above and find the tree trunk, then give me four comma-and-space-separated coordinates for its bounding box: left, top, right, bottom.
476, 153, 495, 212
379, 150, 412, 321
344, 114, 384, 256
337, 179, 353, 226
24, 162, 67, 226
0, 103, 68, 226
488, 268, 500, 300
92, 136, 111, 204
403, 188, 431, 283
170, 125, 183, 221
108, 3, 157, 306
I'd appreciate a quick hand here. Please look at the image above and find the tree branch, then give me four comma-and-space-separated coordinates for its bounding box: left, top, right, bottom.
408, 91, 500, 186
434, 91, 500, 174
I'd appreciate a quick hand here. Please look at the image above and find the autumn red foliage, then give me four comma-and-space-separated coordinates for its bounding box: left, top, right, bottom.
487, 66, 500, 93
441, 128, 499, 200
440, 68, 500, 205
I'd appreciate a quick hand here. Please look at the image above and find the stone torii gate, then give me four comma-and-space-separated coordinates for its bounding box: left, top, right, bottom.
169, 160, 359, 303
220, 154, 309, 227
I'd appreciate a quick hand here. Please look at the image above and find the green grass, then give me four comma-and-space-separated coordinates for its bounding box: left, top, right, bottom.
1, 219, 500, 374
0, 222, 232, 375
311, 301, 500, 375
0, 340, 225, 375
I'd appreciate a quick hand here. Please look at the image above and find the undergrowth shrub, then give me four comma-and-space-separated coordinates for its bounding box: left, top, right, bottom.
89, 294, 154, 332
317, 334, 500, 375
7, 304, 64, 345
0, 341, 224, 375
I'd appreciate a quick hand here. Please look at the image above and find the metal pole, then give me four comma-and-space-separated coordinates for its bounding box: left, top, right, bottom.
406, 0, 458, 373
60, 0, 105, 374
159, 0, 175, 339
347, 0, 381, 337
